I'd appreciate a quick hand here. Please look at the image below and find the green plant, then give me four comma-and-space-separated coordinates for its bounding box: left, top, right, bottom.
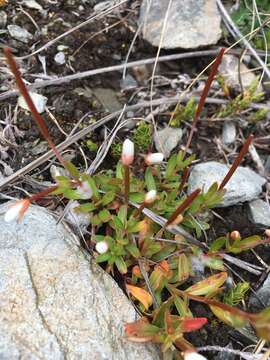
4, 47, 270, 359
231, 0, 270, 50
111, 141, 122, 159
216, 79, 264, 118
133, 121, 152, 152
223, 282, 250, 306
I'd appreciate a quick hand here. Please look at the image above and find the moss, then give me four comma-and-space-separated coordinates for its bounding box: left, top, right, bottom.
86, 139, 98, 152
111, 142, 122, 159
133, 121, 152, 152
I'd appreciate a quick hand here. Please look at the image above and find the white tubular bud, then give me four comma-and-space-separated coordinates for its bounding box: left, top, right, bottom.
95, 241, 109, 254
121, 139, 134, 166
144, 190, 157, 204
4, 199, 30, 223
145, 153, 164, 165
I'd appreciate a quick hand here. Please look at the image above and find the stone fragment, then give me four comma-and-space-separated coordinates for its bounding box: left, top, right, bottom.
22, 0, 44, 12
154, 127, 183, 158
221, 121, 236, 146
0, 11, 7, 28
218, 54, 261, 92
248, 199, 270, 227
18, 92, 47, 114
249, 273, 270, 310
54, 52, 66, 65
139, 0, 221, 49
8, 24, 33, 43
188, 161, 266, 207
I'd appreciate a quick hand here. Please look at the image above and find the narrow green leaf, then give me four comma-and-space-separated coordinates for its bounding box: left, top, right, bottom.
145, 167, 156, 191
126, 243, 140, 258
115, 256, 128, 274
65, 161, 80, 179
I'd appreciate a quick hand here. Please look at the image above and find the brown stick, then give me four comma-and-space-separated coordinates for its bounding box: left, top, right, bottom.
165, 188, 201, 227
184, 48, 225, 156
178, 167, 190, 194
219, 134, 254, 190
29, 185, 58, 202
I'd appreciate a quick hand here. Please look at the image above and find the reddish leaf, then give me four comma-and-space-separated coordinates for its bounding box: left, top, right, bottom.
181, 317, 208, 333
125, 318, 160, 342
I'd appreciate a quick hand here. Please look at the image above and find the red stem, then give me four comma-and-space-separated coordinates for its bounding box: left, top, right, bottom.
29, 185, 58, 202
124, 165, 130, 205
219, 134, 253, 190
165, 188, 201, 226
4, 48, 66, 168
178, 166, 190, 194
184, 48, 225, 156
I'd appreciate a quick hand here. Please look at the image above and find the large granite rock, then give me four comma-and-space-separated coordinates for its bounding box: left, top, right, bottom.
139, 0, 221, 49
0, 203, 159, 359
188, 161, 266, 207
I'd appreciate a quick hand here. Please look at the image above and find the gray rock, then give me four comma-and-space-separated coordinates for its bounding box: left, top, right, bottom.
248, 199, 270, 227
265, 155, 270, 174
18, 92, 47, 114
54, 52, 66, 65
249, 273, 270, 310
50, 165, 69, 180
92, 88, 122, 113
218, 54, 261, 92
65, 201, 91, 234
139, 0, 221, 49
22, 0, 44, 12
8, 25, 33, 43
0, 203, 159, 359
221, 121, 236, 146
188, 161, 266, 207
154, 127, 183, 158
0, 11, 7, 28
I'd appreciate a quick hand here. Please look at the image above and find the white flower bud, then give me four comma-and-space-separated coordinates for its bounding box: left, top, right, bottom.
265, 229, 270, 238
184, 352, 208, 360
145, 153, 164, 165
4, 199, 30, 223
76, 181, 93, 200
144, 190, 157, 204
95, 241, 109, 254
121, 139, 134, 166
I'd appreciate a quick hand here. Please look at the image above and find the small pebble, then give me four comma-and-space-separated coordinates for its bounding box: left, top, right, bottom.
221, 121, 236, 146
0, 11, 7, 28
18, 92, 47, 114
248, 199, 270, 227
8, 25, 33, 43
54, 52, 66, 65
